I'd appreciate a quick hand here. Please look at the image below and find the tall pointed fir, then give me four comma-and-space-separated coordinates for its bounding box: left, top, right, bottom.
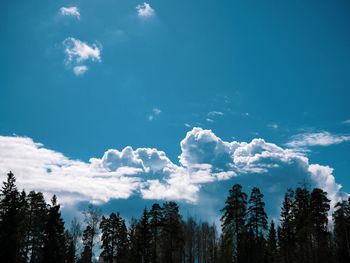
0, 171, 22, 263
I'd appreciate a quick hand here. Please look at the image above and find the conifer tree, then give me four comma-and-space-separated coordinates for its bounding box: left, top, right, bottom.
247, 187, 268, 238
149, 203, 163, 263
220, 184, 247, 263
0, 171, 22, 263
279, 189, 296, 263
161, 201, 184, 263
266, 220, 277, 263
310, 188, 331, 263
42, 195, 66, 263
333, 198, 350, 263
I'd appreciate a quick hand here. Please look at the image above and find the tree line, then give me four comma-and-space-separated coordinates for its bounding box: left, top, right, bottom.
0, 171, 349, 263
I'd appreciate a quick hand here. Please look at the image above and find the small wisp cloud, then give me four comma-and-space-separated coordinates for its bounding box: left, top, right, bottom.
63, 37, 102, 75
59, 7, 80, 19
136, 2, 155, 17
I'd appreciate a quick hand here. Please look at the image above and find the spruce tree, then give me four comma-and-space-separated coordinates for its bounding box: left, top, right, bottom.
0, 171, 22, 263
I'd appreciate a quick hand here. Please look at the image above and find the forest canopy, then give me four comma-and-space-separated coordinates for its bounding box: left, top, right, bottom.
0, 171, 349, 263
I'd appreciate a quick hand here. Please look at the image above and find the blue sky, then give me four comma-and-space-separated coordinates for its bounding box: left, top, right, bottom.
1, 0, 350, 223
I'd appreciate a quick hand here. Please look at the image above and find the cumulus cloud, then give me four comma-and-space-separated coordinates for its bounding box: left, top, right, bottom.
136, 2, 155, 17
60, 7, 80, 19
0, 128, 347, 216
63, 38, 101, 75
286, 131, 350, 148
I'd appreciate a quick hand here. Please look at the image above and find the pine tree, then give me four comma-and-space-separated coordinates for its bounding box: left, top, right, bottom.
24, 191, 48, 263
79, 225, 94, 263
149, 203, 163, 263
64, 230, 76, 263
333, 198, 350, 263
137, 208, 152, 263
220, 184, 247, 263
42, 195, 66, 263
310, 188, 331, 263
293, 187, 312, 263
0, 171, 22, 263
266, 221, 277, 263
279, 189, 296, 263
161, 201, 184, 263
247, 187, 268, 238
100, 212, 128, 263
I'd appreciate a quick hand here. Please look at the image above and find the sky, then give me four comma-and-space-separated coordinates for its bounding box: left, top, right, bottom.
1, 0, 350, 224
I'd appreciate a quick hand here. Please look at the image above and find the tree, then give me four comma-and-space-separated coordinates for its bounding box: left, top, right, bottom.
333, 198, 350, 263
100, 212, 128, 263
266, 221, 277, 263
24, 191, 48, 263
79, 226, 94, 263
137, 208, 152, 263
310, 188, 331, 263
247, 187, 268, 238
149, 203, 163, 263
279, 189, 296, 263
161, 201, 184, 263
0, 171, 23, 263
220, 184, 247, 263
293, 187, 312, 263
64, 230, 76, 263
69, 217, 82, 260
42, 195, 66, 263
80, 204, 101, 262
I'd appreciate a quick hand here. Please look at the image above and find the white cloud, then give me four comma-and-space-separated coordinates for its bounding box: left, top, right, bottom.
341, 119, 350, 125
136, 2, 155, 17
207, 111, 224, 117
206, 118, 214, 123
63, 38, 101, 75
63, 38, 101, 64
148, 108, 161, 121
73, 65, 88, 75
0, 128, 347, 215
286, 131, 350, 148
60, 7, 80, 19
268, 123, 279, 129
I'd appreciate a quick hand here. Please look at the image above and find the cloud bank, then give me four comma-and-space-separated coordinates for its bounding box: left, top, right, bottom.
0, 128, 347, 213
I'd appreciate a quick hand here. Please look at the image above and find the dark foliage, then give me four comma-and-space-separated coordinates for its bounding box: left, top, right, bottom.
1, 172, 350, 263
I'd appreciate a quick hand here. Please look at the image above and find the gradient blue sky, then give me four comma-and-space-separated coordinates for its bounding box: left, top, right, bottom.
1, 0, 350, 222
